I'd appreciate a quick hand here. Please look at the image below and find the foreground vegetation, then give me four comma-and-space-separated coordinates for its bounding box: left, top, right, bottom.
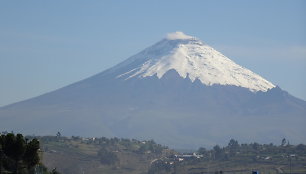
1, 132, 306, 174
0, 133, 60, 174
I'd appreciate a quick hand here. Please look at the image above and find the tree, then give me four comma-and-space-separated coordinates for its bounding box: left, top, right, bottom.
97, 148, 118, 165
213, 145, 223, 159
228, 139, 239, 149
56, 132, 61, 138
23, 138, 40, 168
228, 139, 239, 157
148, 160, 171, 174
0, 144, 3, 174
252, 142, 260, 151
198, 147, 207, 155
281, 138, 287, 146
0, 133, 40, 173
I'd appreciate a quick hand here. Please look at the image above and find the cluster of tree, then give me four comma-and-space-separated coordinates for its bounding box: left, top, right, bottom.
28, 134, 167, 167
197, 138, 306, 161
92, 138, 164, 165
148, 159, 172, 174
33, 134, 166, 155
137, 140, 164, 154
97, 148, 118, 165
0, 133, 40, 173
0, 132, 60, 174
83, 137, 165, 154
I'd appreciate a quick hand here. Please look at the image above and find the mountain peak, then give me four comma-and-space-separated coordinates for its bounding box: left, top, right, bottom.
111, 32, 275, 92
1, 32, 305, 150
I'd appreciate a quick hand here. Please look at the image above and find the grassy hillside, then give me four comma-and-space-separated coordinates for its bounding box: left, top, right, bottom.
31, 135, 171, 174
27, 136, 306, 174
148, 139, 306, 174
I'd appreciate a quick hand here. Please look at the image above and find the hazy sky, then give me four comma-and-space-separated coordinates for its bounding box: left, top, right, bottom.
0, 0, 305, 107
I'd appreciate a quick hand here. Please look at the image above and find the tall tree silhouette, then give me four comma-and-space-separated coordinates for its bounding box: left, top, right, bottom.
0, 133, 40, 173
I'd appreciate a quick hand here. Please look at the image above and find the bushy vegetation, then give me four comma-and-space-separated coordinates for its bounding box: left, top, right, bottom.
197, 138, 306, 162
0, 132, 60, 174
6, 133, 305, 174
33, 134, 166, 156
0, 133, 39, 173
23, 134, 169, 173
148, 159, 172, 174
148, 138, 306, 174
97, 148, 118, 165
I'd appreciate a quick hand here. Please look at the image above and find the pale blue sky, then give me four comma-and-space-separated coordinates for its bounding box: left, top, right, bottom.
0, 0, 305, 106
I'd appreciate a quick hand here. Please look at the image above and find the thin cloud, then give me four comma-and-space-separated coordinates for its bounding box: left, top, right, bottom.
166, 31, 194, 40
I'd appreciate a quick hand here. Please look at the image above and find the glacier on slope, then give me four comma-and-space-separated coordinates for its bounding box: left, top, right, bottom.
115, 32, 275, 92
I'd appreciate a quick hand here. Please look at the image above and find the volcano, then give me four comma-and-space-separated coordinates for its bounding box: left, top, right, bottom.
1, 32, 305, 148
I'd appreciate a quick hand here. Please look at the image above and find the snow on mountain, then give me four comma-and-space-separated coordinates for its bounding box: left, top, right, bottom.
0, 31, 305, 149
115, 32, 275, 92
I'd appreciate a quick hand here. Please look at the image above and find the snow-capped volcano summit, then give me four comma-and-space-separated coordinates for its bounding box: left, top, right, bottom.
1, 32, 305, 149
113, 32, 274, 92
